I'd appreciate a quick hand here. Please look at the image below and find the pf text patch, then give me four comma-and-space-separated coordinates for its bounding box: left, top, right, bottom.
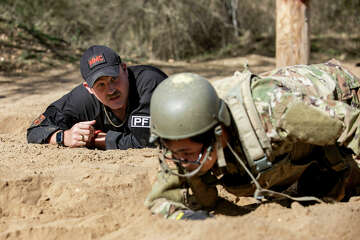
131, 116, 151, 128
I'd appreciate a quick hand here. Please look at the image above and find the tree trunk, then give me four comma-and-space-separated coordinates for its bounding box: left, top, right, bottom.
276, 0, 310, 68
231, 0, 239, 37
225, 0, 239, 37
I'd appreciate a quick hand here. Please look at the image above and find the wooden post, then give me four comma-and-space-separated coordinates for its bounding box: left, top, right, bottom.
276, 0, 310, 68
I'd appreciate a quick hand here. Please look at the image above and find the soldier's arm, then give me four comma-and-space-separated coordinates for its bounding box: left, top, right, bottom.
144, 169, 189, 219
144, 170, 216, 220
187, 174, 218, 209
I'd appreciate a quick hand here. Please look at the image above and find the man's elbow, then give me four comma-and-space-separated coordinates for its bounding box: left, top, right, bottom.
27, 130, 45, 144
26, 127, 57, 144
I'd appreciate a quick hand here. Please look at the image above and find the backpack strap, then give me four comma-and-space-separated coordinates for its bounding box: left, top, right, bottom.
224, 70, 272, 173
239, 70, 272, 157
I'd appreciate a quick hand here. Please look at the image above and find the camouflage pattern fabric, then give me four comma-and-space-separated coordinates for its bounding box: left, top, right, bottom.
145, 59, 360, 219
254, 59, 360, 156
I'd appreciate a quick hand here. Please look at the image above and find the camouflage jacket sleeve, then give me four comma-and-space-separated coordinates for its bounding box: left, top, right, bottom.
144, 169, 218, 219
253, 60, 360, 156
144, 169, 190, 219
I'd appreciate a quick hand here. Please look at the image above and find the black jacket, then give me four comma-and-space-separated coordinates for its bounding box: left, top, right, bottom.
27, 65, 167, 149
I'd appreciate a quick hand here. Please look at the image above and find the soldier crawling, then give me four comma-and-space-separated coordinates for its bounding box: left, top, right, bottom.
145, 59, 360, 220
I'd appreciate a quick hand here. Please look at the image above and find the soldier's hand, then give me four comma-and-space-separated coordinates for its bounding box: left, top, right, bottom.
175, 210, 214, 221
64, 120, 96, 147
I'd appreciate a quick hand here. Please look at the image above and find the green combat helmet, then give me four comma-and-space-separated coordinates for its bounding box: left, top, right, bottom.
150, 73, 230, 140
150, 72, 231, 178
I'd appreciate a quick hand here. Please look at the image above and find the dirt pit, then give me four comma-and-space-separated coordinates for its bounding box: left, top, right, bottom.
1, 55, 360, 240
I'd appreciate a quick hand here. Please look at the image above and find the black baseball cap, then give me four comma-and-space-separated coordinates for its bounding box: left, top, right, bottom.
80, 45, 122, 87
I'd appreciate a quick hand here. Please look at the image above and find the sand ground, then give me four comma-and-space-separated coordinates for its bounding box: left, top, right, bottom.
1, 55, 360, 240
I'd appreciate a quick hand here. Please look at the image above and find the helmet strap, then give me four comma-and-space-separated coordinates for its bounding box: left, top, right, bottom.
214, 125, 227, 168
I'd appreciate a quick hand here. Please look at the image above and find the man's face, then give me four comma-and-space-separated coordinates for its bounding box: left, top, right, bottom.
85, 64, 129, 111
164, 138, 217, 174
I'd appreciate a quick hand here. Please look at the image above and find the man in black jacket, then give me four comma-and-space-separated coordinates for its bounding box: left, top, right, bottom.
27, 45, 167, 150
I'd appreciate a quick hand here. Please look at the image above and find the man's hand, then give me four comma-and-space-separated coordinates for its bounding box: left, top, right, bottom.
93, 131, 106, 150
63, 120, 96, 147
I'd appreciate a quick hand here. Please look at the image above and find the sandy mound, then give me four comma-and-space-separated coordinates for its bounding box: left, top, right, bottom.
1, 56, 360, 240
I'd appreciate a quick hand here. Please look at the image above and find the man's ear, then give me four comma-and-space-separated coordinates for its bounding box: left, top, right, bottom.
83, 82, 94, 94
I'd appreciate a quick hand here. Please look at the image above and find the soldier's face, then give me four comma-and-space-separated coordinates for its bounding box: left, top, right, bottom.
85, 64, 129, 111
164, 138, 217, 174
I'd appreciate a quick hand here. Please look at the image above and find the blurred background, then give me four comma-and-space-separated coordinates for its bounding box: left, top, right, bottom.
0, 0, 359, 74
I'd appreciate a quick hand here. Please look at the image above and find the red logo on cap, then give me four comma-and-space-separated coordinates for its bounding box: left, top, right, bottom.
88, 55, 105, 68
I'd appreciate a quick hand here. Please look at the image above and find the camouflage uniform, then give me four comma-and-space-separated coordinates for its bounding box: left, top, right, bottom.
145, 59, 360, 219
